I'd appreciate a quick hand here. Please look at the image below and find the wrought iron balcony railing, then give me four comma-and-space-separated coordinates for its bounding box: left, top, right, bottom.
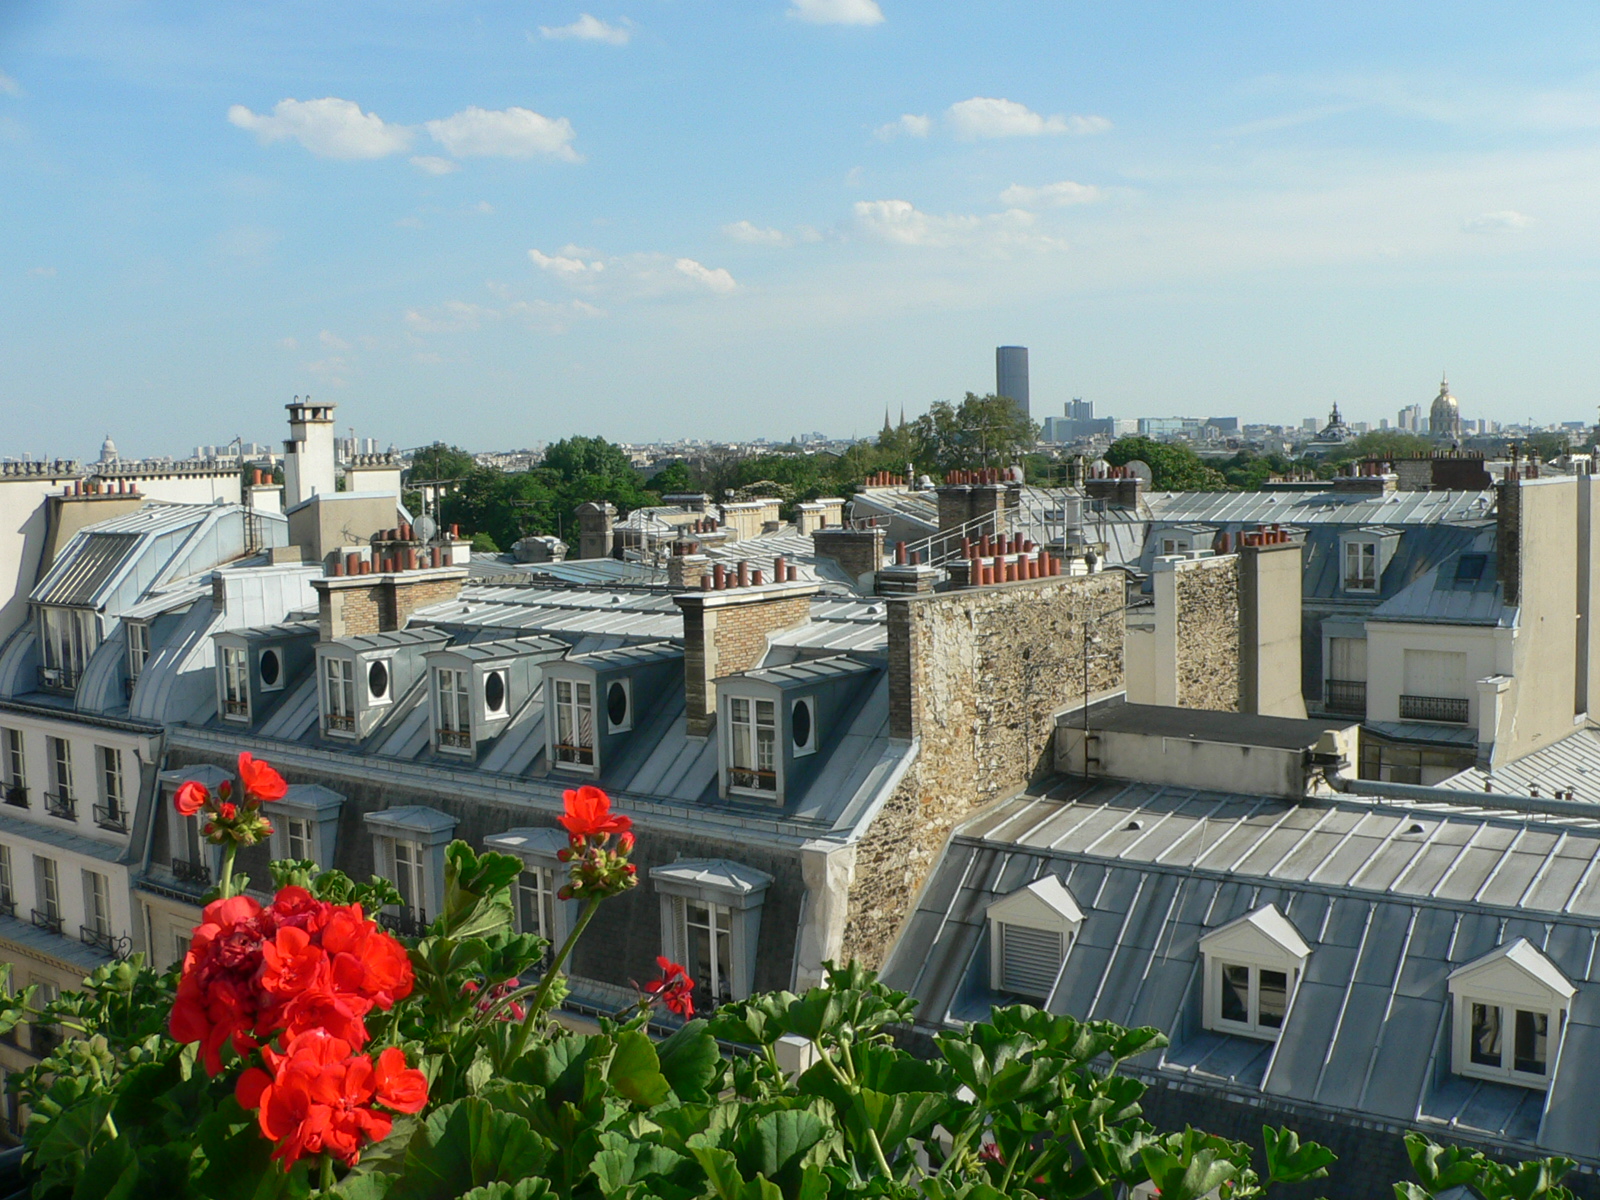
43, 792, 76, 821
377, 906, 429, 938
324, 713, 356, 734
224, 698, 250, 718
729, 766, 778, 792
1324, 679, 1367, 716
3, 784, 27, 809
172, 857, 212, 886
553, 742, 595, 766
80, 925, 132, 959
0, 897, 15, 919
30, 908, 63, 935
437, 728, 472, 749
1399, 694, 1471, 724
36, 665, 79, 693
94, 803, 128, 832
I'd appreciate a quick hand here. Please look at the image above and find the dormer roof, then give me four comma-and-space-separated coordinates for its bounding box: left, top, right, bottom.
1198, 903, 1312, 962
985, 875, 1083, 928
1448, 937, 1575, 1002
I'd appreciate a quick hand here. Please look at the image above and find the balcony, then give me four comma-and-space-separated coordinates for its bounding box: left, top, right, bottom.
1325, 679, 1367, 716
80, 925, 131, 959
377, 906, 429, 938
94, 803, 128, 832
553, 742, 595, 767
324, 713, 356, 734
224, 698, 250, 719
3, 785, 27, 809
36, 665, 79, 693
437, 728, 471, 749
43, 792, 77, 821
0, 897, 15, 919
30, 908, 63, 935
172, 857, 212, 887
729, 766, 778, 793
1399, 694, 1471, 725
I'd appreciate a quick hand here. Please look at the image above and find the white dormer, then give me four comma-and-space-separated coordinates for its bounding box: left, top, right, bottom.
986, 876, 1084, 999
1448, 939, 1574, 1090
1338, 526, 1400, 594
1199, 904, 1311, 1040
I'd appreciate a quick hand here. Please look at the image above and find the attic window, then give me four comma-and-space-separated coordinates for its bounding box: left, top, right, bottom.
1199, 904, 1311, 1042
791, 697, 816, 756
1448, 938, 1574, 1091
259, 647, 283, 692
985, 877, 1083, 1000
1343, 541, 1378, 592
606, 679, 631, 734
367, 659, 391, 706
551, 679, 596, 771
1455, 554, 1488, 582
727, 697, 777, 794
484, 669, 508, 718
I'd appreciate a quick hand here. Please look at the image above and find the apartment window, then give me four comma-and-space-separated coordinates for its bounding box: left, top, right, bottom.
174, 933, 191, 965
436, 667, 472, 750
3, 729, 24, 807
97, 746, 126, 830
552, 679, 595, 769
126, 621, 150, 682
791, 696, 817, 756
1344, 541, 1378, 592
46, 738, 76, 821
221, 646, 249, 720
518, 865, 559, 948
675, 898, 734, 1008
38, 606, 97, 690
604, 678, 631, 733
1448, 939, 1573, 1091
82, 870, 111, 938
33, 856, 61, 933
0, 844, 14, 915
1199, 904, 1311, 1042
986, 877, 1083, 1000
485, 669, 511, 721
366, 808, 455, 938
29, 976, 61, 1058
728, 697, 777, 794
652, 858, 773, 1009
393, 839, 427, 922
323, 657, 356, 734
286, 817, 314, 862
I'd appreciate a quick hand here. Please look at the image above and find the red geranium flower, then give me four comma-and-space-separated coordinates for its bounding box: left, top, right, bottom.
174, 780, 209, 817
642, 956, 695, 1018
559, 785, 632, 839
238, 752, 288, 802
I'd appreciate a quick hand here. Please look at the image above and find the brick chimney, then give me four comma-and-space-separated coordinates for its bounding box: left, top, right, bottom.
811, 526, 887, 588
312, 566, 468, 640
673, 580, 820, 736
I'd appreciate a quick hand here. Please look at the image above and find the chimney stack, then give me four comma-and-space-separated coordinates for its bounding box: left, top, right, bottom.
673, 580, 820, 736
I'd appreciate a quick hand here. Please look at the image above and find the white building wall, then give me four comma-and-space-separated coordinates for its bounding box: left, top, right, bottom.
1364, 621, 1504, 730
0, 470, 79, 642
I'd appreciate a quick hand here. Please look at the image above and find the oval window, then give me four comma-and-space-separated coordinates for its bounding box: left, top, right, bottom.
367, 659, 389, 700
484, 671, 507, 713
607, 681, 629, 729
259, 648, 281, 687
792, 698, 813, 749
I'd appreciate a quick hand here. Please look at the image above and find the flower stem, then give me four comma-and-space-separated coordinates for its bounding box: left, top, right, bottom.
508, 895, 602, 1061
319, 1153, 335, 1193
219, 842, 238, 899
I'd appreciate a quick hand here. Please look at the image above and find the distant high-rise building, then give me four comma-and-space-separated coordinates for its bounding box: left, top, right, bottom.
1066, 397, 1093, 421
1397, 403, 1424, 433
996, 346, 1030, 420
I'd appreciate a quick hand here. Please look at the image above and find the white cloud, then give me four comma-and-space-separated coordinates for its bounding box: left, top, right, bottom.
999, 180, 1104, 208
29, 266, 56, 277
473, 201, 495, 214
305, 357, 351, 386
425, 106, 580, 162
0, 71, 20, 97
278, 337, 299, 351
538, 14, 632, 44
946, 97, 1110, 140
228, 97, 412, 159
675, 258, 737, 293
723, 220, 790, 246
789, 0, 884, 25
319, 330, 351, 350
410, 155, 460, 175
854, 198, 1065, 252
530, 248, 605, 275
404, 301, 499, 333
874, 113, 930, 140
1464, 210, 1534, 232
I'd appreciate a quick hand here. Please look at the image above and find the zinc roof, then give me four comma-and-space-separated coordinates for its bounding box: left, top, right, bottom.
31, 532, 143, 607
1439, 728, 1600, 808
1369, 551, 1512, 626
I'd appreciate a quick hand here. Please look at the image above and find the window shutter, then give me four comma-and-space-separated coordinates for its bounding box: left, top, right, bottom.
1000, 924, 1064, 997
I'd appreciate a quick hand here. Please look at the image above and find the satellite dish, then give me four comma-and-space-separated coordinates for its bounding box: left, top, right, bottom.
1125, 460, 1154, 487
414, 515, 439, 543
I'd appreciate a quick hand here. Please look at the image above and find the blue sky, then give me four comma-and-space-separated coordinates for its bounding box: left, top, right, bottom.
4, 2, 1600, 458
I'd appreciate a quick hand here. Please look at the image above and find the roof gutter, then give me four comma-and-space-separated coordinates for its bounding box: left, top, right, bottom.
1325, 767, 1598, 821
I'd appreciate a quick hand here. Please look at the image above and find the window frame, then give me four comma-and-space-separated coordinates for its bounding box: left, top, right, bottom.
1447, 940, 1574, 1091
1212, 961, 1295, 1038
435, 666, 473, 753
49, 737, 73, 799
4, 728, 24, 790
34, 856, 60, 924
286, 816, 314, 862
100, 746, 124, 820
550, 677, 596, 772
650, 858, 774, 1010
726, 694, 778, 796
1198, 905, 1311, 1043
322, 656, 357, 737
221, 645, 250, 722
1343, 539, 1379, 592
82, 869, 111, 938
126, 620, 150, 682
0, 844, 13, 910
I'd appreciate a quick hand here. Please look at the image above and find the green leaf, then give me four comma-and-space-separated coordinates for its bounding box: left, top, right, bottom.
458, 1183, 555, 1200
391, 1098, 552, 1200
657, 1020, 723, 1103
847, 1091, 946, 1155
438, 841, 523, 940
734, 1107, 830, 1180
607, 1030, 671, 1108
1262, 1125, 1336, 1184
1403, 1134, 1484, 1194
590, 1137, 688, 1195
70, 1136, 139, 1200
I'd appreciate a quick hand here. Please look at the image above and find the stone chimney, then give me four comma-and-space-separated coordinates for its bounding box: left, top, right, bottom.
1084, 468, 1144, 510
673, 580, 820, 736
811, 526, 887, 589
312, 565, 467, 640
246, 468, 283, 515
795, 498, 845, 536
282, 398, 337, 509
575, 501, 616, 560
1238, 531, 1305, 718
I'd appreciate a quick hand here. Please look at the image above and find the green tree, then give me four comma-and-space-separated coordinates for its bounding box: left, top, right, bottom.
407, 443, 475, 483
1105, 436, 1227, 490
912, 393, 1039, 472
542, 435, 637, 483
1319, 430, 1433, 467
644, 461, 693, 494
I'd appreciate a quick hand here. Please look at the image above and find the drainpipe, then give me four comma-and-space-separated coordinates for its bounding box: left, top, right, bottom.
1323, 758, 1593, 820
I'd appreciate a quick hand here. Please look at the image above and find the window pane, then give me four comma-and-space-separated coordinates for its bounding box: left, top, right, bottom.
1220, 964, 1250, 1023
1470, 1003, 1503, 1067
1257, 969, 1288, 1028
1514, 1009, 1549, 1075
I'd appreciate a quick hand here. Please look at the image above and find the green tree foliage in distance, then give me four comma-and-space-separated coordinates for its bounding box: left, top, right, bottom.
1317, 431, 1435, 468
911, 393, 1040, 473
1104, 436, 1228, 491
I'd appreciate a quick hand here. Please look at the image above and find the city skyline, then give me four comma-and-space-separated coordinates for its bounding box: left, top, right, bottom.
6, 3, 1600, 456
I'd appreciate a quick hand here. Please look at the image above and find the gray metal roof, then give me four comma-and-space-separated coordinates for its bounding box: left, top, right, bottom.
1144, 489, 1496, 527
1369, 551, 1512, 626
215, 620, 319, 643
739, 653, 879, 689
429, 634, 569, 663
883, 779, 1600, 1164
1439, 728, 1600, 807
1366, 720, 1482, 748
31, 532, 143, 607
567, 641, 682, 671
324, 628, 450, 653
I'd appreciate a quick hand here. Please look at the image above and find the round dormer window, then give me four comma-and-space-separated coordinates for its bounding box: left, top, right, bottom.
792, 697, 813, 749
607, 680, 629, 729
259, 648, 281, 688
367, 659, 389, 700
484, 670, 507, 714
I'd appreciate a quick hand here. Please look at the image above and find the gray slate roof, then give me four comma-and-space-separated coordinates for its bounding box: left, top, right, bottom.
1439, 728, 1600, 808
1370, 550, 1512, 627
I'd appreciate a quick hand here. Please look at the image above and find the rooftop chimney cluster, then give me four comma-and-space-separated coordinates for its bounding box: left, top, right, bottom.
686, 516, 720, 534
1506, 444, 1542, 481
1239, 524, 1294, 547
325, 521, 463, 577
952, 532, 1063, 587
1089, 464, 1137, 480
891, 541, 924, 567
61, 478, 139, 498
698, 557, 801, 591
942, 466, 1024, 485
863, 471, 906, 487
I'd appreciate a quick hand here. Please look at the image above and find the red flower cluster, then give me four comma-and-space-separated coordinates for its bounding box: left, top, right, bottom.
235, 1030, 426, 1166
642, 956, 695, 1018
170, 886, 413, 1076
462, 978, 527, 1022
173, 752, 288, 849
555, 786, 638, 901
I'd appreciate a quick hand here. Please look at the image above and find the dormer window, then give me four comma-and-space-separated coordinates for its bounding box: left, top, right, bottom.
986, 876, 1083, 999
728, 698, 776, 794
485, 828, 580, 963
605, 679, 631, 733
484, 669, 510, 720
791, 697, 816, 756
221, 646, 250, 721
1448, 939, 1574, 1090
365, 807, 457, 939
436, 667, 472, 750
1199, 904, 1311, 1041
366, 658, 392, 706
552, 679, 595, 770
267, 784, 344, 870
323, 657, 356, 735
126, 621, 150, 684
37, 607, 97, 693
258, 647, 284, 692
1344, 541, 1378, 592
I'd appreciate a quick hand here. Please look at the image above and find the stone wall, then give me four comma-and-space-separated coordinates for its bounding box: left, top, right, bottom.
844, 572, 1126, 968
1172, 557, 1240, 711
